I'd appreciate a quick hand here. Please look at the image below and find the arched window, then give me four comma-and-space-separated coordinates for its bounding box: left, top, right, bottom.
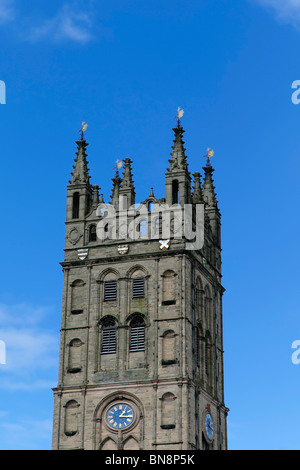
139, 219, 147, 238
104, 279, 117, 301
162, 270, 176, 305
100, 437, 118, 450
71, 279, 85, 313
68, 338, 82, 373
123, 436, 140, 450
72, 192, 80, 219
101, 318, 117, 355
153, 217, 160, 238
162, 330, 177, 365
132, 277, 145, 299
195, 278, 202, 321
205, 332, 212, 377
64, 400, 80, 436
129, 316, 145, 352
172, 180, 179, 205
89, 224, 97, 242
204, 286, 211, 330
161, 392, 176, 429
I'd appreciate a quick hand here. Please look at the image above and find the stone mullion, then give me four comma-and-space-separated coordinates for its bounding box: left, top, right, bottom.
118, 277, 127, 376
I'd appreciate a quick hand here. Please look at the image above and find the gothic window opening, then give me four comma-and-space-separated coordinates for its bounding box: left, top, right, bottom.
129, 316, 145, 352
161, 392, 176, 429
123, 436, 140, 450
204, 286, 211, 330
162, 270, 176, 305
138, 219, 147, 238
101, 319, 117, 355
162, 330, 177, 365
64, 400, 80, 436
89, 224, 97, 242
132, 277, 145, 299
205, 333, 212, 377
153, 217, 160, 238
104, 280, 117, 301
172, 180, 179, 205
72, 192, 80, 219
122, 194, 128, 210
71, 279, 85, 313
68, 338, 82, 373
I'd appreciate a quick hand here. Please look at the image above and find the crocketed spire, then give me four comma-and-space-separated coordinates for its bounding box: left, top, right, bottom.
121, 158, 135, 189
167, 124, 188, 172
110, 173, 122, 209
70, 139, 90, 185
202, 164, 218, 208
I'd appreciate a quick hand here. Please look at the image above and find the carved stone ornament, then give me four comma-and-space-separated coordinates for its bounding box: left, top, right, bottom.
78, 249, 89, 260
118, 244, 129, 255
68, 227, 82, 245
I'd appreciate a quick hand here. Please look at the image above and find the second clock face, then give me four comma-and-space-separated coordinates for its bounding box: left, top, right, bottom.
205, 413, 214, 441
106, 403, 135, 430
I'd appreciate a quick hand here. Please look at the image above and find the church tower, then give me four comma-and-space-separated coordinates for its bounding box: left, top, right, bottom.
52, 118, 228, 451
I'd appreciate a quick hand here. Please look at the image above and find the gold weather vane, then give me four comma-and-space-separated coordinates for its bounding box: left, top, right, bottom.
79, 121, 88, 140
113, 159, 123, 177
175, 107, 184, 120
204, 148, 215, 166
175, 107, 184, 126
206, 148, 214, 158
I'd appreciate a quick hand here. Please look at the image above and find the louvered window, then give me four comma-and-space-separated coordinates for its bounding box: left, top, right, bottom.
101, 320, 117, 354
89, 225, 97, 242
132, 278, 145, 299
129, 317, 145, 352
104, 280, 117, 301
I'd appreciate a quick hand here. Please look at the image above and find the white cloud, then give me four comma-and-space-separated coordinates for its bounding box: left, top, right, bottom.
0, 302, 59, 391
28, 4, 93, 44
0, 1, 94, 44
0, 417, 53, 449
0, 0, 14, 23
254, 0, 300, 28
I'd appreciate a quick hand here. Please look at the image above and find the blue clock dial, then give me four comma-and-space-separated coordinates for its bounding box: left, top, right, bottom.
205, 413, 214, 440
106, 403, 135, 430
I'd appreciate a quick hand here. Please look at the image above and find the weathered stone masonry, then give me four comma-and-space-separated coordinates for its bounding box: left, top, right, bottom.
52, 121, 228, 450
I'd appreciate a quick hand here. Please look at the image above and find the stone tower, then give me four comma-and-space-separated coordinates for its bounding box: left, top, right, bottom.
52, 120, 228, 451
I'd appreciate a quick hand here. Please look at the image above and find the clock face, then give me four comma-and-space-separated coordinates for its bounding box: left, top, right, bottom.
106, 403, 135, 430
205, 413, 214, 441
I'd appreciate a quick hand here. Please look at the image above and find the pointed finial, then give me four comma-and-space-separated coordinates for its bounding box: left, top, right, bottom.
204, 148, 214, 167
92, 185, 100, 207
79, 121, 88, 140
174, 107, 184, 127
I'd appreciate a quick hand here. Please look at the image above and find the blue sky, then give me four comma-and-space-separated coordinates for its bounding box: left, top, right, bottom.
0, 0, 300, 450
